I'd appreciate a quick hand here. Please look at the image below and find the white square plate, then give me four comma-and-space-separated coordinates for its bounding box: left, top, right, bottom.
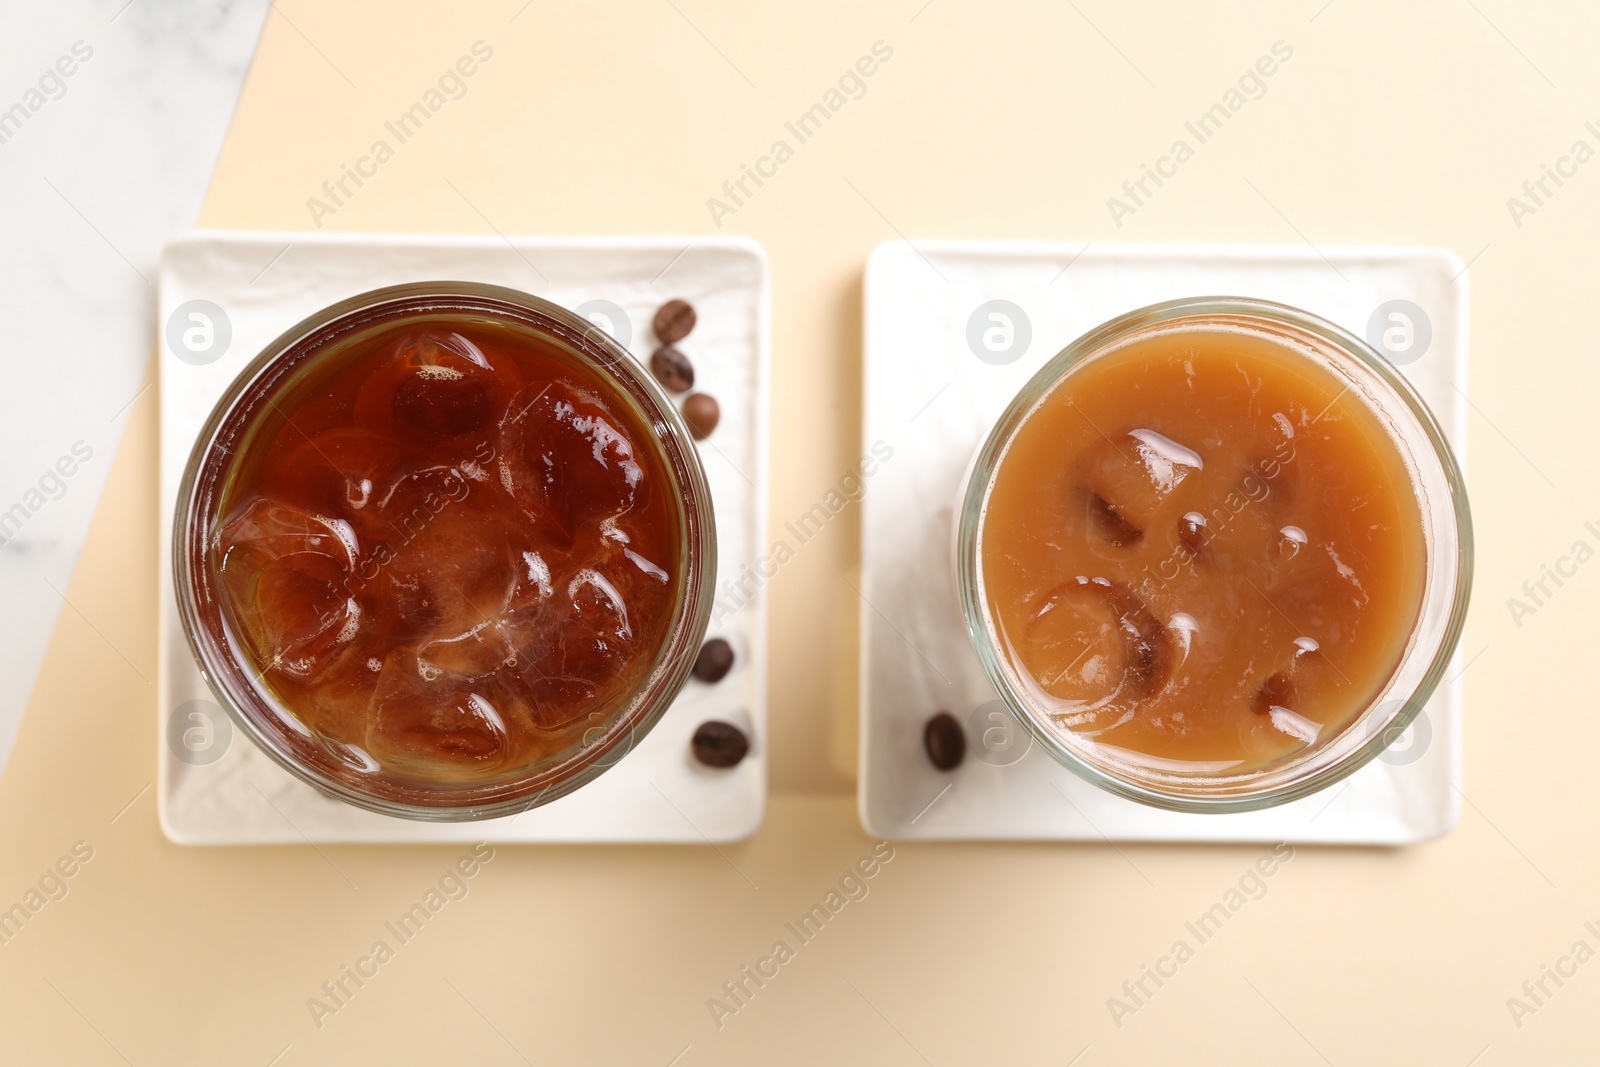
158, 232, 769, 844
859, 240, 1468, 844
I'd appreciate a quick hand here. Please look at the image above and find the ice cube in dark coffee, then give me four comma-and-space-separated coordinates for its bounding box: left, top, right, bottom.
211, 319, 681, 786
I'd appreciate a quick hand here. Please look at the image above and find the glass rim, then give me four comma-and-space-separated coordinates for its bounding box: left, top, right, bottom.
954, 295, 1474, 814
172, 280, 718, 821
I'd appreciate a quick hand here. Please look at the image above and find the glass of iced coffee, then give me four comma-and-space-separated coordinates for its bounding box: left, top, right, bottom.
174, 282, 716, 820
955, 297, 1471, 812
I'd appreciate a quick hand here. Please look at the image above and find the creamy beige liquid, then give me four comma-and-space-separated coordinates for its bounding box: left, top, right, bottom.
979, 326, 1426, 770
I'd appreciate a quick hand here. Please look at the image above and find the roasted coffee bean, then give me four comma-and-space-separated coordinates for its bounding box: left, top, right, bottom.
691, 720, 749, 768
650, 345, 695, 393
923, 711, 966, 771
693, 637, 735, 682
654, 299, 697, 344
683, 392, 720, 439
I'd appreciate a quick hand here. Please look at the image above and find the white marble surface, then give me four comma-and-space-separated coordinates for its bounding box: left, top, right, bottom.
0, 1, 269, 771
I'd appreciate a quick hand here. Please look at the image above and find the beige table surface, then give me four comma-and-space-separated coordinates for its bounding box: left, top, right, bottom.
2, 1, 1596, 1063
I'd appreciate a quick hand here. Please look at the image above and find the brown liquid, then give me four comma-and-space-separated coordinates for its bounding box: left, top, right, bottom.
980, 326, 1425, 771
211, 312, 681, 786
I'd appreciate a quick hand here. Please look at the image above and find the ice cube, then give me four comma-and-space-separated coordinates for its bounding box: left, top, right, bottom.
276, 427, 420, 515
378, 509, 517, 647
1278, 524, 1308, 560
368, 652, 508, 772
417, 619, 520, 680
293, 645, 387, 744
409, 547, 565, 695
1127, 428, 1204, 493
499, 563, 642, 729
594, 518, 672, 600
1021, 576, 1171, 705
366, 462, 476, 545
1249, 640, 1336, 748
1267, 705, 1322, 745
495, 380, 646, 546
1083, 490, 1143, 546
216, 498, 367, 679
354, 330, 522, 441
241, 552, 362, 680
566, 568, 634, 646
1076, 427, 1204, 540
217, 497, 361, 571
1244, 412, 1300, 506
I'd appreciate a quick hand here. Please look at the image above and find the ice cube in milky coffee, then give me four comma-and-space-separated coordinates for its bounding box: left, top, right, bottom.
977, 327, 1427, 771
212, 312, 684, 787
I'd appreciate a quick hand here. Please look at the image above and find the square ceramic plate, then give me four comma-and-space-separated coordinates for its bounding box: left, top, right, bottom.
859, 240, 1467, 844
158, 232, 768, 843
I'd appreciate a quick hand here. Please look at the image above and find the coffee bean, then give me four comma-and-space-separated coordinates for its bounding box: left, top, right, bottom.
691, 720, 749, 768
654, 299, 697, 344
683, 392, 720, 439
693, 637, 735, 682
650, 345, 695, 393
923, 712, 965, 771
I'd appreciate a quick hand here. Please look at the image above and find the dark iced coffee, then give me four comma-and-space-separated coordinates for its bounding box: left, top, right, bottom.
182, 287, 710, 813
